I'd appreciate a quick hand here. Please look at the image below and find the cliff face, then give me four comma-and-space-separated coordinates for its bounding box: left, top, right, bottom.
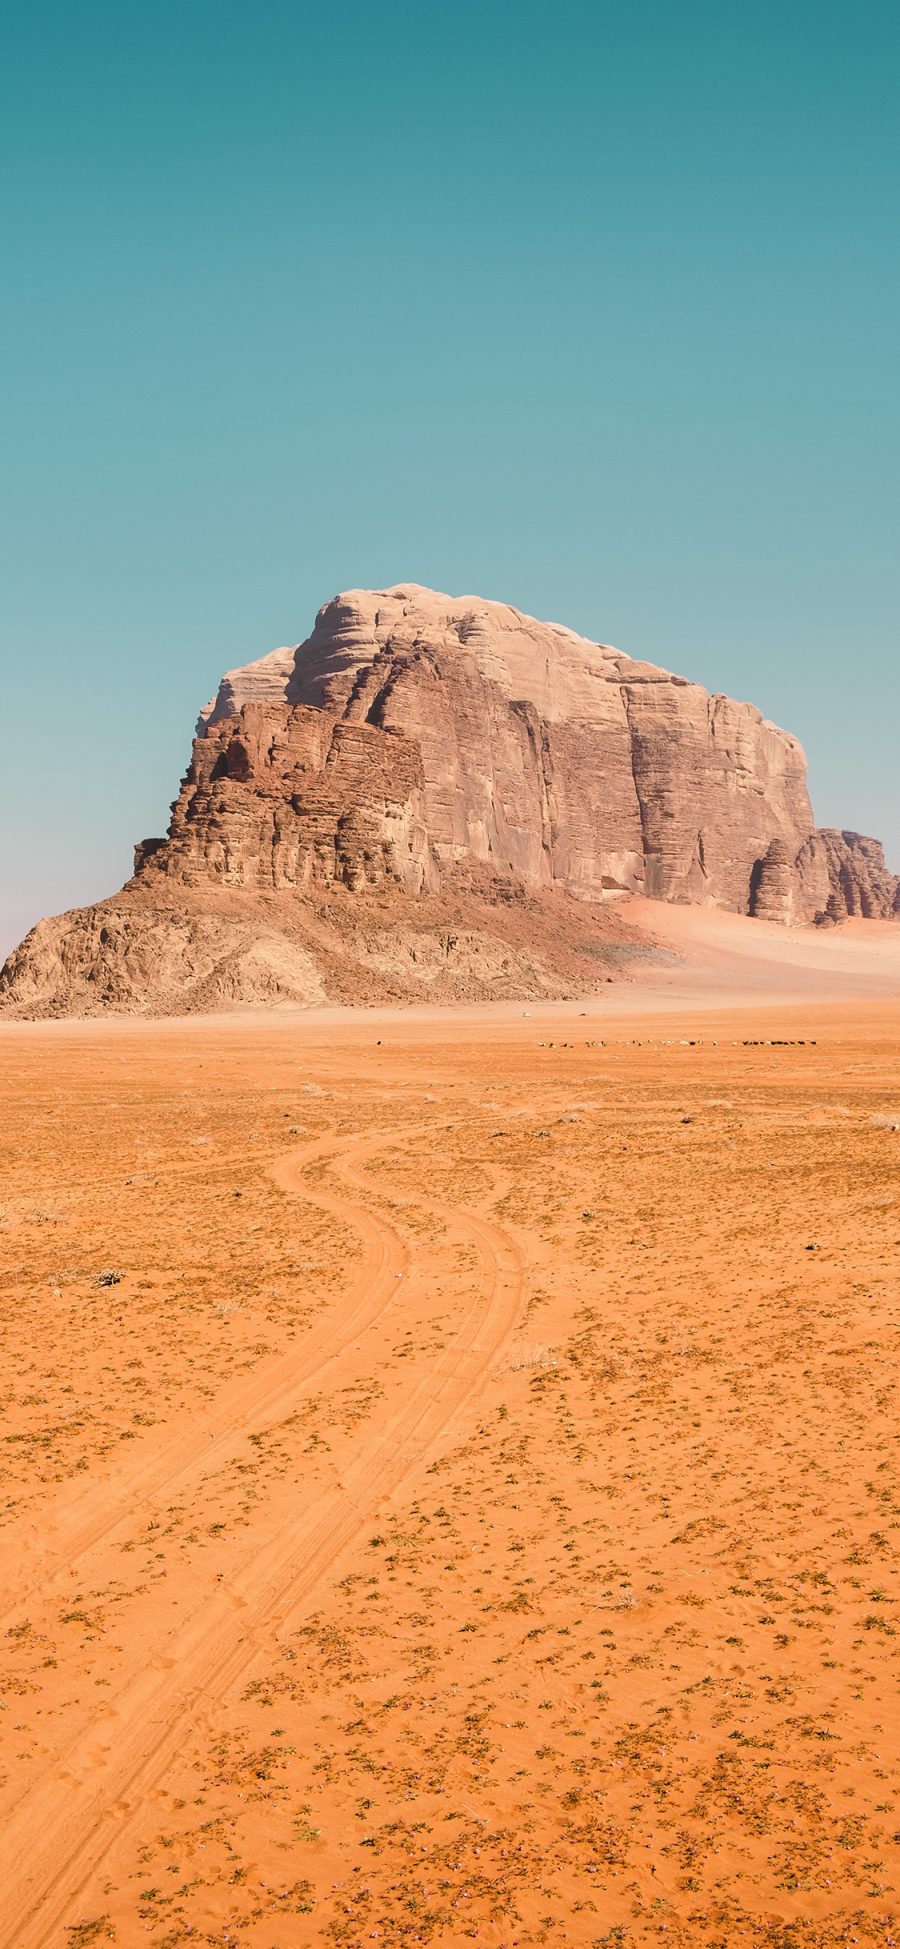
141, 701, 431, 897
799, 830, 900, 924
152, 583, 830, 914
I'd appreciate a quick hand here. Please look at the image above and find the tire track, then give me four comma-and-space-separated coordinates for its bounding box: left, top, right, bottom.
0, 1127, 412, 1624
2, 1133, 525, 1947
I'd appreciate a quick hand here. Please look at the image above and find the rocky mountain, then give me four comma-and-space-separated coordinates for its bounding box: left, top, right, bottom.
2, 584, 896, 1016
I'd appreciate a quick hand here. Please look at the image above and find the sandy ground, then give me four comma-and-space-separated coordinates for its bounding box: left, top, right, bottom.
622, 902, 900, 1006
2, 929, 900, 1946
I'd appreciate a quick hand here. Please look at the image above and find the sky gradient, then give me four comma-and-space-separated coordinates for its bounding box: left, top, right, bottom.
2, 0, 898, 954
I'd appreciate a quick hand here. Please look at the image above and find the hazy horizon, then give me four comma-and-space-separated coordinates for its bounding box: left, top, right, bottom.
2, 0, 898, 955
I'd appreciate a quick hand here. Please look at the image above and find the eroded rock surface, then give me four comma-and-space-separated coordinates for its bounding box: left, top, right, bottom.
2, 584, 896, 1016
798, 830, 900, 925
166, 584, 825, 911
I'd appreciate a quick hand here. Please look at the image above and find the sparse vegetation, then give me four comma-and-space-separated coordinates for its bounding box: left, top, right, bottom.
2, 1011, 899, 1946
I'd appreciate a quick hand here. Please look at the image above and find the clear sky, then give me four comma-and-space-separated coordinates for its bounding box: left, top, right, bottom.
2, 0, 898, 954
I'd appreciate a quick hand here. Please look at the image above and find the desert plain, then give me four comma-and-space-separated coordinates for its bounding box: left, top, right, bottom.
2, 916, 900, 1949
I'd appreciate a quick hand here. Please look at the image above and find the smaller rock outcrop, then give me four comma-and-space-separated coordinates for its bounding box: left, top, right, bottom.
794, 829, 900, 924
749, 836, 797, 923
818, 830, 900, 922
0, 878, 665, 1018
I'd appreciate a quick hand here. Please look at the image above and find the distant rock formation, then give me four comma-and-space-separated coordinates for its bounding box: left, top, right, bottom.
750, 828, 900, 926
150, 585, 898, 921
2, 584, 896, 1016
805, 830, 900, 924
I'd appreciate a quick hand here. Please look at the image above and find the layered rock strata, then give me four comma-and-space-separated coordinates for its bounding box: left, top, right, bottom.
143, 583, 894, 923
143, 702, 431, 897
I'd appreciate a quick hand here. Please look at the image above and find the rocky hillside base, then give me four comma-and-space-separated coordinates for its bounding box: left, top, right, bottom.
0, 877, 677, 1019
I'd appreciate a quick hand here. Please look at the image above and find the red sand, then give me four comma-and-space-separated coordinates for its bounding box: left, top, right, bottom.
1, 923, 899, 1945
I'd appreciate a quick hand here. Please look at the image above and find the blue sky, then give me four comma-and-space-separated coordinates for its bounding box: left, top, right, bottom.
2, 0, 897, 953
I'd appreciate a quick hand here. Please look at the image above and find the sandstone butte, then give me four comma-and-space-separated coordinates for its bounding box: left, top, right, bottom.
3, 584, 898, 1017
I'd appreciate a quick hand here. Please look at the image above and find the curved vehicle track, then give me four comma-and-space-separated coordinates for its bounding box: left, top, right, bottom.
0, 1128, 408, 1623
2, 1126, 525, 1947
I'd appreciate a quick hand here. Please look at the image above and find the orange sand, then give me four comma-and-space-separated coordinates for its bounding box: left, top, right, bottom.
1, 987, 900, 1946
